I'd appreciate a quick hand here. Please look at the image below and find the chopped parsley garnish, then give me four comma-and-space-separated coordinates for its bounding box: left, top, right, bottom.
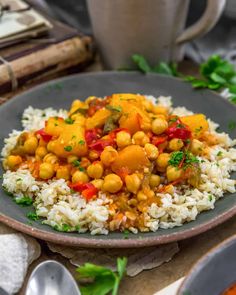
72, 160, 85, 171
73, 160, 81, 167
195, 126, 203, 133
168, 151, 199, 169
54, 123, 58, 126
169, 117, 178, 123
54, 224, 72, 232
168, 151, 184, 167
78, 140, 85, 145
70, 108, 88, 117
185, 139, 191, 144
15, 196, 33, 206
208, 194, 213, 201
27, 211, 39, 221
72, 135, 76, 140
16, 178, 22, 182
105, 105, 122, 112
185, 152, 199, 165
77, 257, 127, 295
176, 123, 184, 128
64, 145, 72, 152
123, 229, 130, 240
217, 151, 223, 157
228, 120, 236, 131
65, 118, 74, 124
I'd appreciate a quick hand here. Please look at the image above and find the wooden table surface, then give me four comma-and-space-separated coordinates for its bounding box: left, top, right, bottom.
2, 59, 235, 295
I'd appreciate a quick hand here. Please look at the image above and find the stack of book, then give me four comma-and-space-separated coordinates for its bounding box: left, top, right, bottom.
0, 0, 94, 95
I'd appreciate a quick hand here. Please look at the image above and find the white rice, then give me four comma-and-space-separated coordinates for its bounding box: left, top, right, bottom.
2, 95, 236, 234
22, 106, 67, 131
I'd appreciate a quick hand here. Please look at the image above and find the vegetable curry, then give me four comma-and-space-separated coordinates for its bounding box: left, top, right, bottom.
4, 93, 218, 231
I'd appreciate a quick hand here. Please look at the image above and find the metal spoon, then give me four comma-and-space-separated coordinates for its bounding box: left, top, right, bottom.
25, 260, 81, 295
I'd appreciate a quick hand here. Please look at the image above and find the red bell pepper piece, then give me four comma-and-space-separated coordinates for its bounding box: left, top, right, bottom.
82, 186, 98, 200
85, 128, 102, 145
69, 182, 98, 200
151, 135, 167, 146
36, 128, 52, 142
89, 139, 113, 153
166, 118, 191, 140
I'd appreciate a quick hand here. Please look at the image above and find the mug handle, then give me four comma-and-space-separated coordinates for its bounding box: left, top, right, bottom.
176, 0, 226, 44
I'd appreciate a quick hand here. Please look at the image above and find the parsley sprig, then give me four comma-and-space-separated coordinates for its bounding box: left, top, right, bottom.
131, 54, 236, 103
132, 54, 178, 76
77, 257, 127, 295
15, 196, 33, 206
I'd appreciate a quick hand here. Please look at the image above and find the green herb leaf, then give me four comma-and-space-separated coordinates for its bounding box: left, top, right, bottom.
105, 105, 122, 112
70, 108, 88, 117
78, 140, 85, 145
123, 229, 130, 240
132, 54, 151, 73
168, 151, 184, 167
77, 257, 127, 295
73, 160, 81, 167
65, 118, 75, 124
153, 62, 178, 76
217, 151, 223, 157
54, 224, 72, 232
64, 145, 72, 152
15, 196, 33, 206
27, 211, 39, 221
228, 120, 236, 131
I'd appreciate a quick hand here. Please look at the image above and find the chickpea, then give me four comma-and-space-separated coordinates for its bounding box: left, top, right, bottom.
132, 131, 150, 146
47, 141, 55, 153
88, 150, 100, 161
151, 118, 168, 135
39, 162, 55, 179
91, 179, 104, 190
144, 143, 159, 160
125, 173, 141, 194
38, 138, 47, 147
166, 166, 183, 182
72, 171, 89, 183
149, 174, 161, 188
156, 153, 170, 168
100, 146, 118, 166
35, 146, 47, 158
190, 139, 204, 155
67, 155, 78, 164
80, 157, 91, 169
43, 153, 58, 164
102, 174, 123, 193
24, 136, 38, 154
116, 131, 131, 148
137, 191, 148, 201
153, 106, 168, 116
7, 155, 22, 170
56, 166, 70, 180
168, 138, 184, 151
87, 162, 104, 179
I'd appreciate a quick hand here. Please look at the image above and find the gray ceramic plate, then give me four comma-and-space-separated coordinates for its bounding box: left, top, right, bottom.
0, 72, 236, 248
177, 234, 236, 295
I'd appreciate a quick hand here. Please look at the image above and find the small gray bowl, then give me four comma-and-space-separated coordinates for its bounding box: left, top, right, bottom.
177, 234, 236, 295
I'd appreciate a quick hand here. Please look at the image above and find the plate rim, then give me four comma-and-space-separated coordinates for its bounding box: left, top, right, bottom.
1, 71, 236, 248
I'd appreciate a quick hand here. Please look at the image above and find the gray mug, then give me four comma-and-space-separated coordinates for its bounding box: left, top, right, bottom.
87, 0, 226, 69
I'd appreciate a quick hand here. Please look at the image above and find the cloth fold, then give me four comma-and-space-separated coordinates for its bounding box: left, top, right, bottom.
0, 223, 41, 295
